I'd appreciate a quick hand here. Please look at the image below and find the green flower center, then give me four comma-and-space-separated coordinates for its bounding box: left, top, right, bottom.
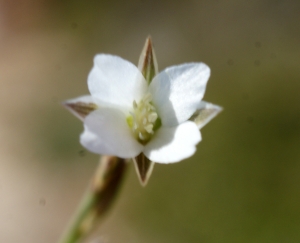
127, 93, 161, 144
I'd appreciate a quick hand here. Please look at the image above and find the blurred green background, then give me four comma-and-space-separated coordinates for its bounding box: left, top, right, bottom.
0, 0, 300, 242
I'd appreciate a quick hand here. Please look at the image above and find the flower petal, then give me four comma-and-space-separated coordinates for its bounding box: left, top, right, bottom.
88, 54, 148, 109
62, 95, 98, 121
150, 63, 210, 126
143, 121, 201, 163
190, 101, 223, 130
80, 108, 143, 158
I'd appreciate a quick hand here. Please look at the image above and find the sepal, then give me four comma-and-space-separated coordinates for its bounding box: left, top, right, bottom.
133, 153, 155, 186
131, 37, 159, 185
190, 101, 222, 129
138, 36, 158, 84
63, 95, 98, 121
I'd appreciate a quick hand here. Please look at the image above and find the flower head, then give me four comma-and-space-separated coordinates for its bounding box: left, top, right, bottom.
63, 37, 222, 185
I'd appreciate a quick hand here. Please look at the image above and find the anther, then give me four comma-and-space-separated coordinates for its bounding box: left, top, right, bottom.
144, 124, 153, 134
143, 118, 147, 125
133, 100, 138, 109
139, 132, 145, 140
148, 113, 157, 123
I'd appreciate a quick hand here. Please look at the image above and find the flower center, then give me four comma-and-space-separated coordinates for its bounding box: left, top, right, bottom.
127, 93, 161, 144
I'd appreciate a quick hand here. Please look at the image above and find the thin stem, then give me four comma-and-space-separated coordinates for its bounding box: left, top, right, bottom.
58, 156, 127, 243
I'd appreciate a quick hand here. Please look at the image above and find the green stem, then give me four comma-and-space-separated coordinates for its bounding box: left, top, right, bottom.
58, 156, 127, 243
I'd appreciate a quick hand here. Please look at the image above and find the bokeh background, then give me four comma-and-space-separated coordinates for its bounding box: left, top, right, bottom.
0, 0, 300, 242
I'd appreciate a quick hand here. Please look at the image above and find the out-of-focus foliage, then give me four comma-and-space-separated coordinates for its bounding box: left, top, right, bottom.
0, 0, 299, 242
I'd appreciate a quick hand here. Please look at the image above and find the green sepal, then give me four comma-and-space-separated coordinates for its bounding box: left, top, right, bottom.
138, 36, 158, 84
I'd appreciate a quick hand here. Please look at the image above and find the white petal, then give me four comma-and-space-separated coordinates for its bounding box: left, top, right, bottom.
149, 63, 210, 126
88, 54, 148, 109
62, 95, 99, 121
190, 101, 223, 130
80, 108, 143, 158
143, 121, 201, 164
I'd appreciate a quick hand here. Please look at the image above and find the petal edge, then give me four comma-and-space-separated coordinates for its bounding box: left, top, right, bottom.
143, 121, 201, 163
80, 108, 143, 158
88, 54, 147, 109
150, 63, 210, 126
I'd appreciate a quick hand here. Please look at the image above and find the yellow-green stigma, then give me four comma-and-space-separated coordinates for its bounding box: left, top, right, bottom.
127, 93, 161, 144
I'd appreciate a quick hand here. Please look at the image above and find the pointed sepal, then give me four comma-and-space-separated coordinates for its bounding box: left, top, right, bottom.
133, 153, 155, 186
138, 36, 158, 84
190, 101, 222, 129
62, 95, 98, 121
133, 36, 158, 185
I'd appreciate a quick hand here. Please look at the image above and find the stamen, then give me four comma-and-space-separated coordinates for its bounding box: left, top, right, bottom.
126, 93, 161, 144
144, 124, 153, 133
139, 132, 145, 140
133, 100, 138, 109
143, 118, 147, 125
148, 113, 157, 123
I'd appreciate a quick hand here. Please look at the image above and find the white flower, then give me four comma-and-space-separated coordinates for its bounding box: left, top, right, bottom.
64, 38, 222, 185
64, 53, 221, 164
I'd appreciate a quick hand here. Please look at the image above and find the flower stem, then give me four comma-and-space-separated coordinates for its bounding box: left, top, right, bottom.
58, 156, 127, 243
